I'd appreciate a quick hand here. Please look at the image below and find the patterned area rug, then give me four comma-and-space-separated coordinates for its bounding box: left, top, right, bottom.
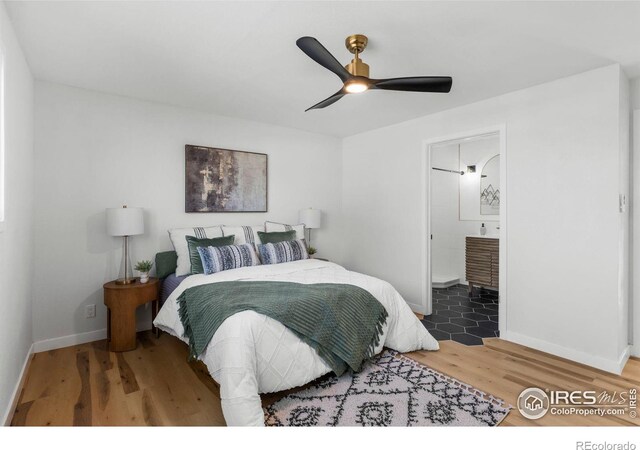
264, 350, 511, 426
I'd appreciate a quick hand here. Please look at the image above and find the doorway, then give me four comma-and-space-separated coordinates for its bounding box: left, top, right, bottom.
423, 126, 506, 345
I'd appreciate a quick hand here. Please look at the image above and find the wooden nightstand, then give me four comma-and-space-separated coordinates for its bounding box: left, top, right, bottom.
103, 278, 160, 352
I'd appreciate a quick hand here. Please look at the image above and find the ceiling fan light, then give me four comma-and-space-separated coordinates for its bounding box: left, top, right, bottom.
345, 81, 368, 94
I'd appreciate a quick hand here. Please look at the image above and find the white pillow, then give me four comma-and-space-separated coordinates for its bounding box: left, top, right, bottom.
222, 225, 264, 247
168, 226, 223, 276
264, 221, 305, 241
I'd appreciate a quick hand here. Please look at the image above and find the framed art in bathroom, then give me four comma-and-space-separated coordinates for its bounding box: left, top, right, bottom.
185, 145, 268, 213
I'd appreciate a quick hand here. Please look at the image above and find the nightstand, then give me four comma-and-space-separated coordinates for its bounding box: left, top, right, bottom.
103, 278, 160, 352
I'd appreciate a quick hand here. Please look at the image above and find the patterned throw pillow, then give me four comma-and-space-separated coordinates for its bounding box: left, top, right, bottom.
257, 239, 309, 265
186, 235, 235, 274
197, 243, 261, 275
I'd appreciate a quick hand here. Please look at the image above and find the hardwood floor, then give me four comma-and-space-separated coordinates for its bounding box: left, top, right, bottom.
10, 331, 640, 426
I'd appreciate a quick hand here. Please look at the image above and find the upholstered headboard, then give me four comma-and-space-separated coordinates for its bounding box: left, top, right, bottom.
155, 251, 178, 279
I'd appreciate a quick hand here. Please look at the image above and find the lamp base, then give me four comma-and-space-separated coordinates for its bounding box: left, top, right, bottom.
115, 278, 136, 285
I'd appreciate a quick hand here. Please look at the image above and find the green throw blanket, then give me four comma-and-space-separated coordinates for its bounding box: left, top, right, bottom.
177, 281, 388, 376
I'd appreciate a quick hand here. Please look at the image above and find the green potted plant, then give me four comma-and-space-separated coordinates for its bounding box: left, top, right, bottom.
307, 246, 317, 258
134, 260, 153, 284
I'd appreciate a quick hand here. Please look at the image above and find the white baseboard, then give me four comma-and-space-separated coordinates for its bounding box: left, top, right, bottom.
617, 345, 632, 372
33, 329, 107, 353
2, 343, 34, 426
32, 323, 154, 354
408, 302, 427, 315
502, 330, 631, 375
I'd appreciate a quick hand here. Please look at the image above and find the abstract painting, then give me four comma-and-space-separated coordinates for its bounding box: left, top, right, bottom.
185, 145, 267, 212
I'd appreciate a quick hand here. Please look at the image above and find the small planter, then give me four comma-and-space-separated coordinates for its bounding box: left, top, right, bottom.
134, 260, 153, 284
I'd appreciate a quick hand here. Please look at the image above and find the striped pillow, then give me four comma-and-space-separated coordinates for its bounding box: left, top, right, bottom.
197, 243, 261, 275
186, 235, 235, 274
221, 225, 264, 248
257, 239, 309, 265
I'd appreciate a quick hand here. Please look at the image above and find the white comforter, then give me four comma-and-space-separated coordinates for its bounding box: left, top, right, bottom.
153, 259, 439, 426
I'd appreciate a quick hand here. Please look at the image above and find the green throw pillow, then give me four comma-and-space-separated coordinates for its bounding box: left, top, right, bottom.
155, 251, 178, 279
186, 235, 235, 274
257, 230, 296, 244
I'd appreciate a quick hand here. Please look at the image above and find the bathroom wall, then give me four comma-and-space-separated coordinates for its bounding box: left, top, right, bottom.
430, 139, 499, 286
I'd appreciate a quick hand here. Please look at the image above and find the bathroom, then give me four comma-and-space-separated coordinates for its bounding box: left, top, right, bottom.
424, 132, 502, 346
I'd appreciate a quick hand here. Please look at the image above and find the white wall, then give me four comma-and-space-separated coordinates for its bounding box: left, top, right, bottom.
430, 142, 499, 285
343, 64, 629, 373
633, 107, 640, 357
33, 81, 342, 347
0, 2, 34, 423
630, 78, 640, 110
617, 70, 630, 360
629, 77, 640, 357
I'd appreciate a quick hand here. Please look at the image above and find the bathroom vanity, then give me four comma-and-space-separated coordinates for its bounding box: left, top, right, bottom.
465, 235, 499, 294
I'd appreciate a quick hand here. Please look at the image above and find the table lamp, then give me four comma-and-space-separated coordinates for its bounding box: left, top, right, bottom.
107, 205, 144, 284
298, 207, 322, 246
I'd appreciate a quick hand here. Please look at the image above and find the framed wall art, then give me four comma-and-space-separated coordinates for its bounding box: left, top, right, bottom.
185, 145, 267, 212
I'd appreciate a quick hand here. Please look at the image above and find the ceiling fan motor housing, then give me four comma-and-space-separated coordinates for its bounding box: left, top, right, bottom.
345, 34, 370, 77
345, 57, 369, 77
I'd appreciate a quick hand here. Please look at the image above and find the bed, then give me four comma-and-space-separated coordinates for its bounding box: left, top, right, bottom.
153, 258, 439, 426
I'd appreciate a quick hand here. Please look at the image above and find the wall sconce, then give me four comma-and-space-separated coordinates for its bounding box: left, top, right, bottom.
466, 165, 476, 174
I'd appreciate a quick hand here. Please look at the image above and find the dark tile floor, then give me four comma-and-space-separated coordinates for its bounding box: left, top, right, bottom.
422, 284, 499, 346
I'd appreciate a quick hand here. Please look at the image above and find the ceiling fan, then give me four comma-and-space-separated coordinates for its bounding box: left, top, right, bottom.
296, 34, 453, 111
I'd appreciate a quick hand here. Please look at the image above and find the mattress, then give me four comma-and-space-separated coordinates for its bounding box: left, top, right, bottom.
159, 273, 188, 305
154, 259, 439, 426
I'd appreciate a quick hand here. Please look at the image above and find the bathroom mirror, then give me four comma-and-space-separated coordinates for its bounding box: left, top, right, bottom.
458, 133, 500, 221
480, 155, 500, 215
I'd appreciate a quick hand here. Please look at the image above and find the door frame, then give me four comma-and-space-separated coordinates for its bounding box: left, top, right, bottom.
422, 124, 507, 336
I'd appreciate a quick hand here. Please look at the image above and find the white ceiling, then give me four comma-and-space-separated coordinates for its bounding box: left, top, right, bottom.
6, 1, 640, 137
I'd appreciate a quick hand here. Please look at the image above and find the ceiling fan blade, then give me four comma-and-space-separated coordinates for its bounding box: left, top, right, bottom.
305, 90, 346, 112
296, 36, 351, 83
371, 76, 452, 93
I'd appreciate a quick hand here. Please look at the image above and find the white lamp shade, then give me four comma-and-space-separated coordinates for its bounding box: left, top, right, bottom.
298, 208, 322, 229
106, 207, 144, 236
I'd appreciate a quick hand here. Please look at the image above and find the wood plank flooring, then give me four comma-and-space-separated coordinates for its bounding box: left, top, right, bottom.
10, 331, 640, 426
